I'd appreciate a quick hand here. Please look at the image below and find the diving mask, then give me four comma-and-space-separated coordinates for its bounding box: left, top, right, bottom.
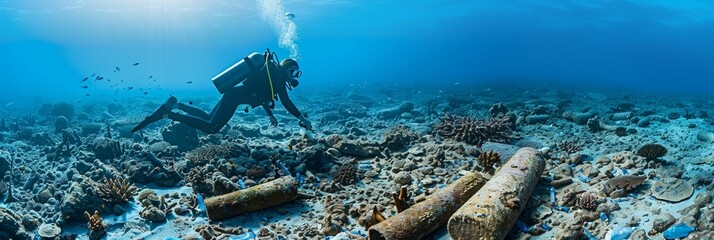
290, 69, 302, 78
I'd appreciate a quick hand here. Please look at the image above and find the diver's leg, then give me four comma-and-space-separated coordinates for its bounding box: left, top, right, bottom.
131, 96, 178, 132
168, 95, 239, 134
166, 112, 214, 132
178, 103, 211, 120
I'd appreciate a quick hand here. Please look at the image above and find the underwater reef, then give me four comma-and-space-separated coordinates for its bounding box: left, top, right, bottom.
0, 85, 714, 240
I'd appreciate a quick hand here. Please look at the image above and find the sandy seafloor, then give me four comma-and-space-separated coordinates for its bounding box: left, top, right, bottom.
0, 84, 713, 240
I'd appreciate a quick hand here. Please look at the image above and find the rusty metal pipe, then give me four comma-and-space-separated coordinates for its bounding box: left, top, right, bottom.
368, 172, 489, 240
204, 176, 298, 220
448, 147, 545, 240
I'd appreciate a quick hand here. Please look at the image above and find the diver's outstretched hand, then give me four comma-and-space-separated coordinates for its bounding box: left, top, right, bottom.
298, 114, 312, 130
269, 116, 278, 127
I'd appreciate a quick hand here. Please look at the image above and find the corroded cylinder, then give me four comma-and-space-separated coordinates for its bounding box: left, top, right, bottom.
448, 147, 545, 240
205, 176, 298, 220
368, 172, 489, 240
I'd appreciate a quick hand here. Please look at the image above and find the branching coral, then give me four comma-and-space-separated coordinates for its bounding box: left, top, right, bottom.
557, 138, 582, 154
392, 186, 411, 213
84, 210, 106, 240
365, 206, 386, 230
636, 143, 667, 160
477, 151, 501, 173
433, 114, 513, 147
84, 211, 105, 231
97, 176, 138, 204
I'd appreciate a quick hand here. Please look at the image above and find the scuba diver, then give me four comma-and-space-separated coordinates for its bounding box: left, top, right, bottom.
131, 49, 311, 134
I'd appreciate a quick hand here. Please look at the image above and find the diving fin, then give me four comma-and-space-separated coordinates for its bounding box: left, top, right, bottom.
131, 96, 177, 133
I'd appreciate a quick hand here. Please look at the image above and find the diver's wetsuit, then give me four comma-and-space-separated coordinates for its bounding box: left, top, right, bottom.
167, 61, 301, 134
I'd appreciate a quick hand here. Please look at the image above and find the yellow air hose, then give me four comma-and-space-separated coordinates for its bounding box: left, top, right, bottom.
264, 56, 276, 100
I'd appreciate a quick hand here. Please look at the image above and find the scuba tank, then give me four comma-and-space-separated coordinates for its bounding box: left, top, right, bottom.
211, 52, 265, 94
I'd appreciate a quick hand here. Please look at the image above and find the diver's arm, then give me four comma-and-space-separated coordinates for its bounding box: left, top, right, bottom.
262, 102, 278, 127
277, 87, 302, 118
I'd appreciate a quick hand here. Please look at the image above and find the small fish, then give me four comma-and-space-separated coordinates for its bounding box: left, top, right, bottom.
186, 81, 193, 84
5, 101, 14, 107
91, 73, 96, 77
188, 101, 193, 105
143, 92, 148, 95
97, 77, 104, 81
85, 94, 91, 96
148, 76, 153, 79
127, 87, 134, 90
81, 86, 89, 89
288, 144, 293, 150
454, 82, 460, 85
114, 67, 120, 72
132, 62, 139, 66
81, 77, 88, 82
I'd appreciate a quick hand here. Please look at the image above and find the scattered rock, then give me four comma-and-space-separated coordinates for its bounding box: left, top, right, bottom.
161, 122, 199, 151
54, 116, 69, 132
0, 208, 31, 240
393, 171, 412, 185
650, 213, 675, 234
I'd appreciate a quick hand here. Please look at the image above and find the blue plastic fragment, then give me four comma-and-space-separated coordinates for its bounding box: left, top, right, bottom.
610, 227, 634, 240
541, 223, 552, 231
196, 193, 206, 214
553, 205, 570, 212
549, 187, 556, 204
295, 172, 304, 186
516, 220, 528, 232
276, 160, 291, 176
599, 212, 609, 222
663, 223, 696, 240
228, 230, 256, 240
238, 179, 246, 190
359, 163, 373, 170
578, 175, 591, 183
584, 229, 599, 240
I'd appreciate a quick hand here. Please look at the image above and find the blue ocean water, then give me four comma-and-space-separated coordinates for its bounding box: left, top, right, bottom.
1, 0, 713, 101
1, 1, 714, 240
